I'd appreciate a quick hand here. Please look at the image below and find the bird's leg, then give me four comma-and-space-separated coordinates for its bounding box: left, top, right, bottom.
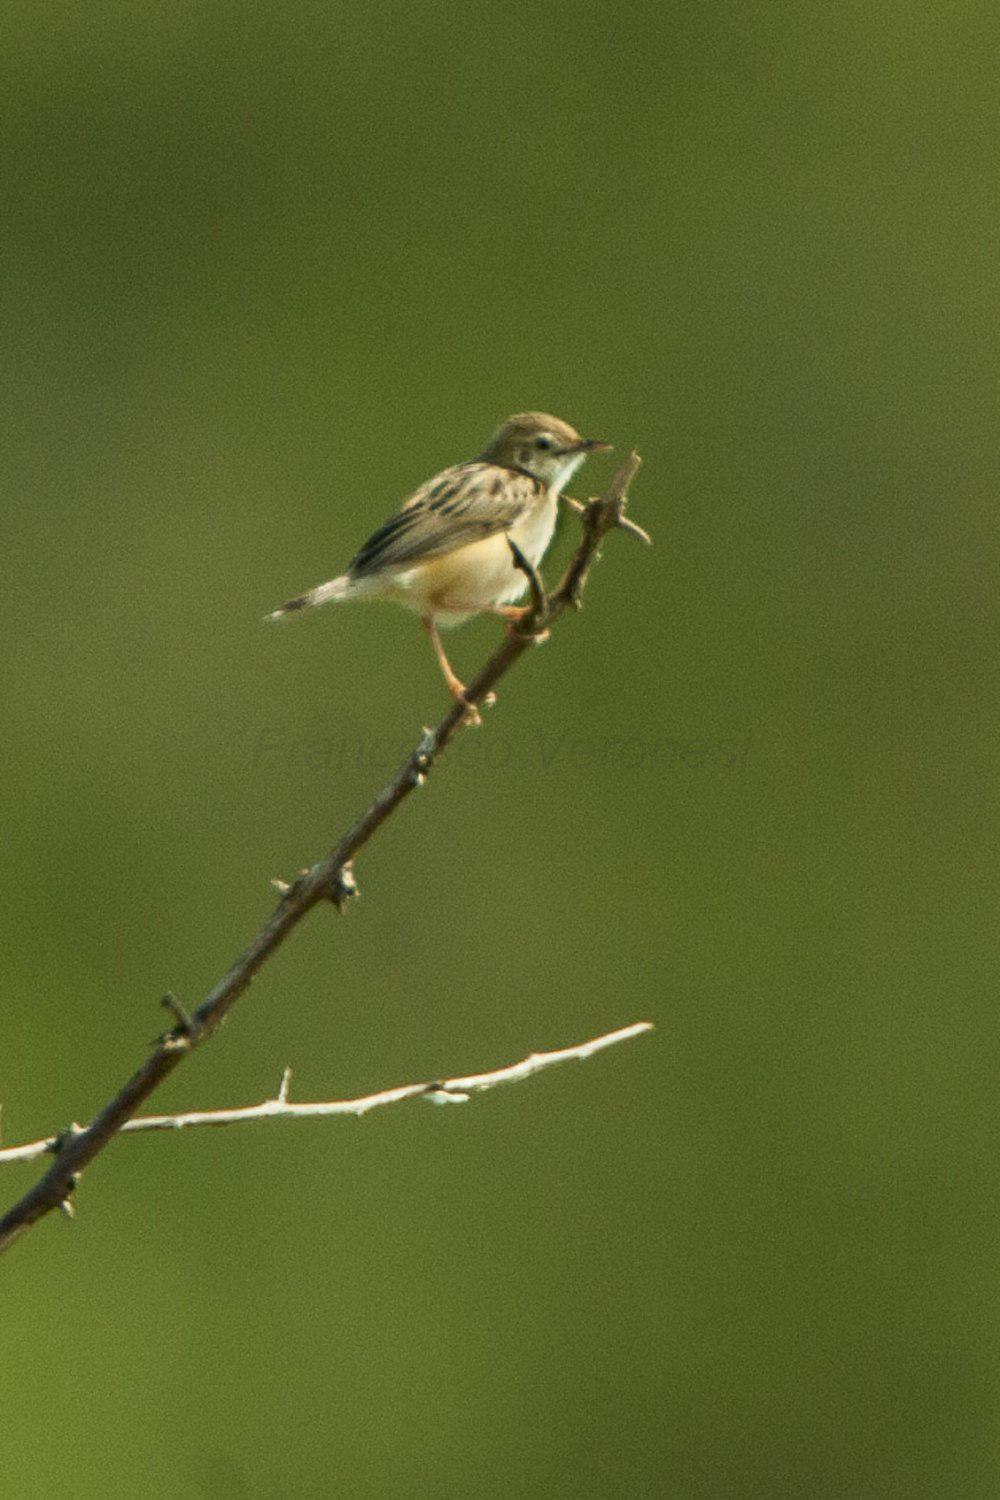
422, 617, 491, 725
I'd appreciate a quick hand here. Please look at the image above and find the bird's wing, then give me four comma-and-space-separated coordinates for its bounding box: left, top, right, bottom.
347, 463, 542, 578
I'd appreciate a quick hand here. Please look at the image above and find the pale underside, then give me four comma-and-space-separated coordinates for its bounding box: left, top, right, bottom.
345, 461, 564, 626
361, 501, 556, 624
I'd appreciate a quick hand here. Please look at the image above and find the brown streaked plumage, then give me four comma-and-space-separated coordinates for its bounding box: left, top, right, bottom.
267, 412, 611, 721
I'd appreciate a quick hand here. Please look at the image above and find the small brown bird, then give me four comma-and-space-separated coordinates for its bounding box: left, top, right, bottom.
267, 412, 610, 718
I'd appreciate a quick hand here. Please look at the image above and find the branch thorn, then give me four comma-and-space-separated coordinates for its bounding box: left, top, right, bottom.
160, 993, 198, 1043
413, 725, 436, 774
58, 1159, 82, 1218
328, 862, 358, 913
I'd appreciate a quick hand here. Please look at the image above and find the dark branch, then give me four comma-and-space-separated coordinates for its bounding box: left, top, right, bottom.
506, 537, 547, 626
0, 453, 645, 1256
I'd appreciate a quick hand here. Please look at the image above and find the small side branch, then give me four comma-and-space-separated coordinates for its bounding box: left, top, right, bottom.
507, 537, 548, 627
0, 1023, 652, 1163
561, 485, 651, 548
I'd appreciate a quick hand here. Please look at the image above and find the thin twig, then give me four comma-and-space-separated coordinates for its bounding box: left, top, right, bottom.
561, 490, 652, 547
507, 537, 548, 626
0, 1023, 653, 1163
0, 454, 646, 1255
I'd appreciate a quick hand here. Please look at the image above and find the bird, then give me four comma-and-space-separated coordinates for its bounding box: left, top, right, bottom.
266, 412, 611, 721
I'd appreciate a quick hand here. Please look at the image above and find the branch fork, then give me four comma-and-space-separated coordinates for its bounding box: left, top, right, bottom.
0, 1023, 653, 1165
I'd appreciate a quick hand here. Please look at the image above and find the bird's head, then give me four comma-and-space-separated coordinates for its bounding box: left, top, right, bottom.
481, 412, 611, 490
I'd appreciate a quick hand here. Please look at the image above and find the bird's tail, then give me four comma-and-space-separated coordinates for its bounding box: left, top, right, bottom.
265, 574, 353, 621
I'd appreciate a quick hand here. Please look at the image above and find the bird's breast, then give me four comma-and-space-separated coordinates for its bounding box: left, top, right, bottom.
395, 492, 557, 624
507, 490, 558, 568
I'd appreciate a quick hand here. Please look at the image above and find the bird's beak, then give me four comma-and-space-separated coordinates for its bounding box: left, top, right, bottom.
573, 438, 613, 454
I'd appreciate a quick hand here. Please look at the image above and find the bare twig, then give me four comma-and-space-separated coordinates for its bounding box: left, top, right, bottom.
507, 537, 548, 626
561, 490, 652, 547
0, 1023, 653, 1163
0, 454, 646, 1255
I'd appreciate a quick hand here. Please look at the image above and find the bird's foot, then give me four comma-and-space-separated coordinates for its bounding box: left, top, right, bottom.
447, 679, 495, 727
495, 606, 550, 643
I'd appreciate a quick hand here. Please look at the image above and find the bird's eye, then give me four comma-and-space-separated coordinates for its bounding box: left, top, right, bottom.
534, 436, 555, 451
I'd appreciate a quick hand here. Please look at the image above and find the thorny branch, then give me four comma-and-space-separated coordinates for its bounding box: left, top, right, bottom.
0, 1023, 653, 1164
0, 453, 646, 1255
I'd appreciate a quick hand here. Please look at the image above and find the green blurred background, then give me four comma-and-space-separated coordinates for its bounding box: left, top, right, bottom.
2, 1, 998, 1494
